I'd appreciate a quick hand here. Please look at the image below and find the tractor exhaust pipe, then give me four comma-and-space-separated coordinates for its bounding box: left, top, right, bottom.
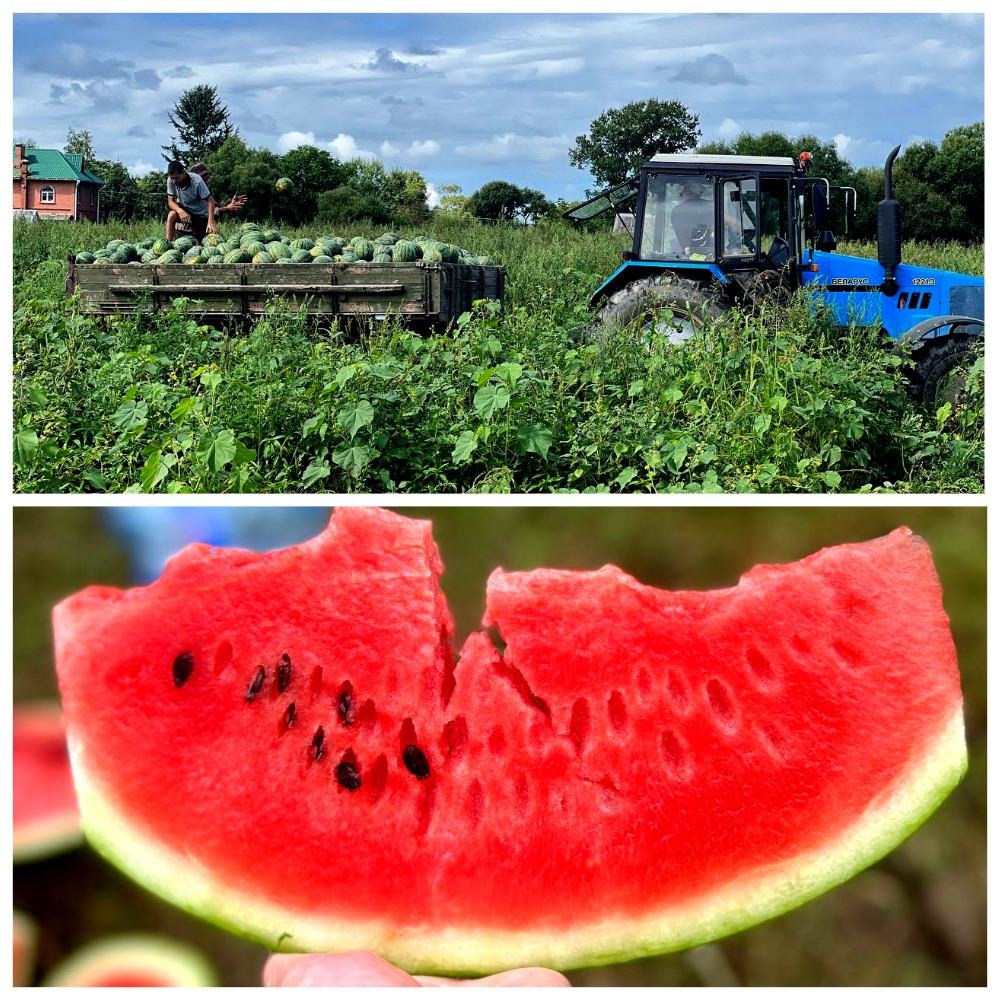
877, 144, 902, 294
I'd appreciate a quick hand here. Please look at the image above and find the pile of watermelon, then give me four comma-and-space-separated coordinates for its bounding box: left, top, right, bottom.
73, 224, 497, 267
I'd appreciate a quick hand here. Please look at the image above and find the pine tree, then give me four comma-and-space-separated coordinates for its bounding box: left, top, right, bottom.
162, 85, 235, 164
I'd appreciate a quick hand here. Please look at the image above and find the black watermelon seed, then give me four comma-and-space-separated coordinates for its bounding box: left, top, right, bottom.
277, 654, 292, 693
173, 652, 195, 688
403, 745, 430, 780
311, 726, 326, 760
338, 689, 355, 726
246, 667, 266, 703
336, 761, 362, 791
283, 702, 297, 729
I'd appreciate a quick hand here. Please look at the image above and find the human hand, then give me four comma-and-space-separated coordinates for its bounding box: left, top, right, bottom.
263, 951, 571, 987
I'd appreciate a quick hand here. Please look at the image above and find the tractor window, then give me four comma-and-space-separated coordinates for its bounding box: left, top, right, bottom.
758, 178, 789, 255
640, 173, 716, 261
722, 179, 757, 257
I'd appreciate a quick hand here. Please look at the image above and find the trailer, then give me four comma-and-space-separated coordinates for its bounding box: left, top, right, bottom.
65, 257, 506, 330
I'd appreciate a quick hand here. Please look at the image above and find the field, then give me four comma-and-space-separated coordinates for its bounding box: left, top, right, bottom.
13, 218, 984, 493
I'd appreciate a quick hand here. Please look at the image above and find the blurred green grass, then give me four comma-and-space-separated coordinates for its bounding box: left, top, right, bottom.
13, 505, 985, 986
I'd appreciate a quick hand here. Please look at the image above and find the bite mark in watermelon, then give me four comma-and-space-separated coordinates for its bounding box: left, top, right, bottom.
51, 509, 966, 975
13, 703, 83, 863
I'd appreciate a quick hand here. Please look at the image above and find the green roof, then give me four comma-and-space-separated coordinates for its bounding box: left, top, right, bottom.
13, 146, 105, 185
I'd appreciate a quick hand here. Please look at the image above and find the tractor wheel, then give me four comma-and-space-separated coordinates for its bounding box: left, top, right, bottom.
589, 275, 726, 346
911, 335, 982, 409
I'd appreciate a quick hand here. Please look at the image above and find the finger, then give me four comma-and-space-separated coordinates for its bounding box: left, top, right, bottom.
415, 967, 572, 987
263, 951, 421, 987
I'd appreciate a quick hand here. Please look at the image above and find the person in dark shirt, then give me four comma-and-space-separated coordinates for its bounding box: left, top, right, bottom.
670, 183, 714, 256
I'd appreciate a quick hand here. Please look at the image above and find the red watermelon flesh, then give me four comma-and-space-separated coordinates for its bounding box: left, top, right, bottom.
13, 703, 83, 863
51, 509, 965, 974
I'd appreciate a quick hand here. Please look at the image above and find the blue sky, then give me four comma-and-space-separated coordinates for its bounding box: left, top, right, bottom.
12, 11, 984, 206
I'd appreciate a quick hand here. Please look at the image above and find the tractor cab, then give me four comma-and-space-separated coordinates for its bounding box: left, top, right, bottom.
566, 151, 841, 306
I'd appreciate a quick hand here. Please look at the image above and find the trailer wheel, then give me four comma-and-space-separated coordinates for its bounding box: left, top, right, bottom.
590, 275, 725, 346
912, 334, 982, 409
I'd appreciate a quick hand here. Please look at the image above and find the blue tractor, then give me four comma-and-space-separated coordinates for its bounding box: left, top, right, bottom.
565, 146, 983, 404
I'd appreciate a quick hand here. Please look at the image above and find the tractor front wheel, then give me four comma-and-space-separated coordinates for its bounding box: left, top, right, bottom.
590, 275, 725, 346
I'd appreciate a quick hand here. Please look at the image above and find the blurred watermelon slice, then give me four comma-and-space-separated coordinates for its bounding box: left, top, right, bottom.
51, 509, 966, 974
42, 935, 217, 987
13, 703, 82, 863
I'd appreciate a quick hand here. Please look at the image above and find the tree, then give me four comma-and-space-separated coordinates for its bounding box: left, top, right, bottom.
64, 127, 97, 164
204, 135, 281, 223
932, 121, 984, 241
163, 85, 235, 164
88, 160, 140, 221
570, 98, 700, 189
467, 180, 553, 223
316, 187, 395, 227
275, 145, 351, 225
698, 131, 854, 188
437, 184, 469, 215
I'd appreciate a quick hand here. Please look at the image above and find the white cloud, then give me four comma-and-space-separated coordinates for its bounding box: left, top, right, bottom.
326, 133, 376, 161
129, 158, 157, 177
714, 118, 744, 143
425, 182, 441, 209
455, 132, 570, 163
278, 130, 319, 152
380, 140, 401, 158
405, 140, 440, 159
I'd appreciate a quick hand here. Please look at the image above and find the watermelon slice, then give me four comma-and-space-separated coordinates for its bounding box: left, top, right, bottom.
13, 910, 38, 986
13, 702, 83, 863
52, 508, 966, 975
41, 935, 217, 987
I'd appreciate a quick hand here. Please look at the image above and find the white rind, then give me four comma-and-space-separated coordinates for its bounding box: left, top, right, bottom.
68, 705, 966, 976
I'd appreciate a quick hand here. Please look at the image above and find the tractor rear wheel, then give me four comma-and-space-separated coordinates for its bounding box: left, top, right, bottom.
912, 335, 982, 409
589, 274, 725, 345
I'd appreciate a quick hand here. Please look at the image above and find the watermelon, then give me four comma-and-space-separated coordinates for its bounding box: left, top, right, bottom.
51, 510, 965, 976
13, 910, 37, 986
41, 935, 217, 987
13, 703, 83, 863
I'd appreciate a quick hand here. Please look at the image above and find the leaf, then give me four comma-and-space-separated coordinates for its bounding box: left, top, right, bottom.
336, 365, 357, 388
517, 423, 553, 460
302, 459, 331, 487
753, 412, 773, 436
615, 467, 638, 488
302, 413, 326, 438
332, 442, 370, 477
198, 369, 222, 392
196, 429, 238, 474
822, 470, 842, 489
28, 386, 48, 407
451, 430, 479, 464
172, 396, 204, 423
338, 399, 375, 439
14, 428, 38, 466
82, 469, 107, 491
628, 379, 645, 397
473, 384, 510, 421
112, 399, 148, 433
496, 362, 523, 388
140, 449, 176, 492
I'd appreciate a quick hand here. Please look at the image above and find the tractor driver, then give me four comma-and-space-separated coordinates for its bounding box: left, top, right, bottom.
670, 181, 715, 256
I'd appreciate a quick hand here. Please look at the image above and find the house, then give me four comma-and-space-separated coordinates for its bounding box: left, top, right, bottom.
13, 143, 105, 222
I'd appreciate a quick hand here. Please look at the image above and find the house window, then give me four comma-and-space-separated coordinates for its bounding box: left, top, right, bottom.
40, 185, 56, 204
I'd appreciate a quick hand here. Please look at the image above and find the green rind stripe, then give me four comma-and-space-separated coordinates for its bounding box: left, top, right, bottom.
69, 706, 966, 976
